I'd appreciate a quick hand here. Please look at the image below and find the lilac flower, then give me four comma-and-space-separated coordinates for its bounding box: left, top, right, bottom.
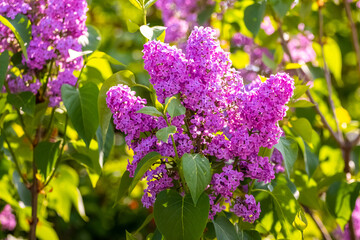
261, 16, 275, 35
1, 0, 88, 106
232, 33, 253, 48
142, 164, 174, 208
285, 33, 316, 64
231, 195, 261, 223
0, 205, 16, 231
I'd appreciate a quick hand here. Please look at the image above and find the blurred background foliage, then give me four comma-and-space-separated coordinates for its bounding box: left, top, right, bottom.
2, 0, 360, 239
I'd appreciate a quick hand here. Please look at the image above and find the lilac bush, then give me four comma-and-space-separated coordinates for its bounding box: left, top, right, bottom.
107, 26, 294, 222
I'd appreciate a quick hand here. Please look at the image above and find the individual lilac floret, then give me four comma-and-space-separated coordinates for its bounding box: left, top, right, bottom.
261, 16, 275, 35
231, 195, 261, 223
0, 205, 16, 231
142, 164, 174, 208
285, 33, 316, 64
106, 84, 156, 145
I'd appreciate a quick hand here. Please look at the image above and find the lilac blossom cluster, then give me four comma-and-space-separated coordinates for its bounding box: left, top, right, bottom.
232, 33, 273, 83
107, 27, 294, 222
155, 0, 214, 43
0, 0, 88, 106
0, 205, 16, 231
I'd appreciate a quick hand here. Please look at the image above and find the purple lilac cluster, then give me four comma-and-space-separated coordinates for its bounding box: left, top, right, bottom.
232, 33, 273, 83
261, 16, 275, 35
107, 27, 294, 221
155, 0, 214, 43
0, 205, 16, 231
231, 195, 261, 223
333, 198, 360, 239
270, 149, 285, 173
285, 24, 316, 64
0, 0, 88, 106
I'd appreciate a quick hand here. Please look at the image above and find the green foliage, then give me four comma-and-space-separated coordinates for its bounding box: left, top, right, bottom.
156, 126, 177, 143
7, 91, 35, 116
213, 216, 238, 240
164, 95, 186, 118
61, 82, 99, 147
154, 190, 209, 240
34, 141, 61, 182
137, 106, 163, 117
181, 153, 211, 205
274, 137, 298, 178
244, 2, 266, 36
0, 50, 9, 89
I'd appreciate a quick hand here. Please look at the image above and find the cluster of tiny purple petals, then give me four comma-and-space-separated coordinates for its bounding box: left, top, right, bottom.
231, 194, 261, 223
110, 27, 294, 219
0, 0, 30, 19
261, 16, 275, 35
142, 164, 174, 208
155, 0, 214, 43
285, 33, 316, 64
0, 205, 16, 231
232, 33, 273, 83
1, 0, 88, 106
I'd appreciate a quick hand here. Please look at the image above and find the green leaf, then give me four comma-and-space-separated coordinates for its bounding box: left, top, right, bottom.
82, 25, 101, 52
7, 91, 35, 116
181, 153, 211, 205
197, 4, 216, 25
156, 126, 177, 143
129, 152, 162, 192
0, 15, 30, 59
127, 19, 140, 33
326, 181, 360, 229
96, 124, 114, 166
296, 138, 319, 178
289, 99, 314, 108
255, 183, 299, 238
98, 70, 136, 142
269, 0, 293, 18
323, 38, 342, 86
274, 137, 298, 178
154, 190, 209, 240
129, 0, 143, 10
34, 141, 61, 182
115, 171, 133, 204
290, 118, 312, 143
213, 216, 238, 240
165, 95, 186, 118
88, 51, 125, 66
145, 0, 158, 9
0, 50, 9, 89
137, 106, 163, 117
292, 85, 309, 99
61, 82, 99, 147
244, 2, 266, 36
140, 25, 167, 41
238, 229, 261, 240
134, 213, 154, 234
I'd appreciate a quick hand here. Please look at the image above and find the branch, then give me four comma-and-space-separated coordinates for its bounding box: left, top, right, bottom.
318, 7, 343, 143
344, 0, 360, 76
302, 205, 332, 240
276, 19, 343, 146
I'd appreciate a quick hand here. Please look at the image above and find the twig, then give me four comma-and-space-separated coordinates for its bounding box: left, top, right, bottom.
3, 131, 30, 186
302, 205, 332, 240
344, 0, 360, 76
276, 19, 342, 146
318, 7, 343, 143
